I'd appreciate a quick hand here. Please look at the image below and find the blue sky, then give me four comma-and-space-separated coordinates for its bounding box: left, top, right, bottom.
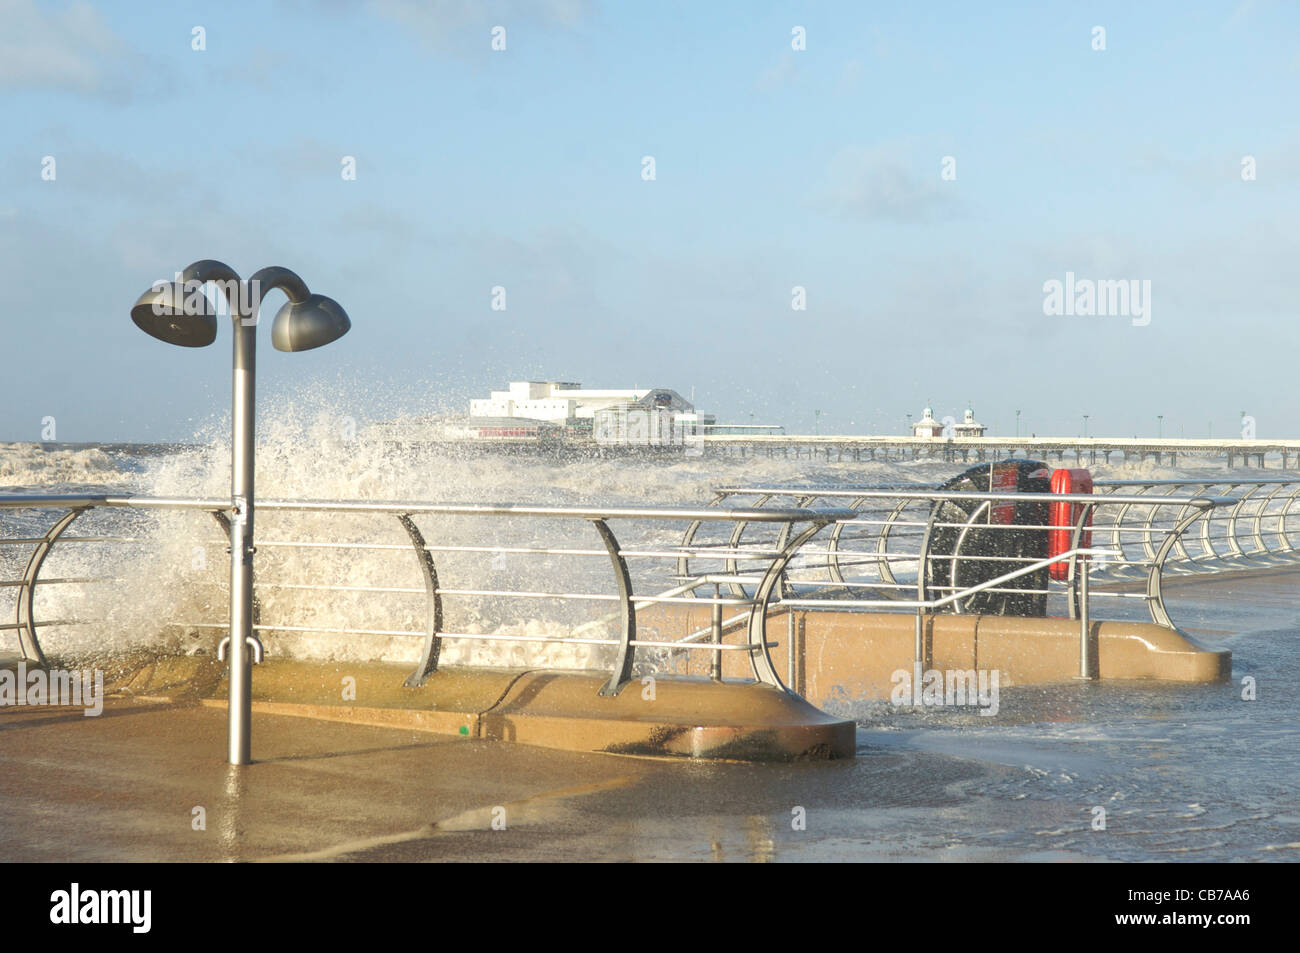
2, 0, 1298, 441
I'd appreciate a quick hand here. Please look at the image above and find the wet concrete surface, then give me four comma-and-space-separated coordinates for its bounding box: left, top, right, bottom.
2, 699, 1028, 862
3, 570, 1297, 862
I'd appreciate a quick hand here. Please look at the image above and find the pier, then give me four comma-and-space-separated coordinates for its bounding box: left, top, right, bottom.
703, 435, 1300, 469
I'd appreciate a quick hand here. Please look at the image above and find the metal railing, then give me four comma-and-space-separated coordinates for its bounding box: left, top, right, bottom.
676, 479, 1300, 629
0, 493, 859, 696
4, 479, 1297, 697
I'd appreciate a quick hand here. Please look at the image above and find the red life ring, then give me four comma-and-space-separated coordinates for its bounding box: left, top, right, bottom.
1049, 468, 1093, 580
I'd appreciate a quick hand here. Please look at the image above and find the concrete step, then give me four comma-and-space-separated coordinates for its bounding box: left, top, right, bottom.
112, 656, 856, 762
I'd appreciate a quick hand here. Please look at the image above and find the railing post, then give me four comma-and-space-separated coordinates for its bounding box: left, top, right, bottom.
710, 582, 722, 681
787, 609, 796, 689
592, 519, 636, 697
1077, 555, 1097, 679
1147, 506, 1214, 627
1065, 501, 1094, 621
914, 609, 925, 671
397, 514, 443, 687
745, 521, 827, 690
14, 506, 89, 666
873, 498, 911, 588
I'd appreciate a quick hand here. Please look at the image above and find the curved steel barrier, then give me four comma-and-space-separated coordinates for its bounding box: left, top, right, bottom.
677, 479, 1300, 628
0, 493, 854, 696
5, 480, 1296, 699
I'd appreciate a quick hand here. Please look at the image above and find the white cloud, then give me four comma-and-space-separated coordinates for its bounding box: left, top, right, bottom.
367, 0, 592, 49
0, 0, 133, 98
816, 144, 962, 223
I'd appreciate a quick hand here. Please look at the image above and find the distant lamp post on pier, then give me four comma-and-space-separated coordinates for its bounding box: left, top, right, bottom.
906, 413, 912, 435
814, 408, 821, 435
1082, 414, 1089, 438
130, 259, 351, 766
1015, 409, 1021, 439
1157, 415, 1164, 439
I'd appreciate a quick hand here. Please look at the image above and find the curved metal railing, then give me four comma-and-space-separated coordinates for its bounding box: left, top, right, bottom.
0, 493, 856, 695
675, 479, 1300, 628
4, 480, 1295, 698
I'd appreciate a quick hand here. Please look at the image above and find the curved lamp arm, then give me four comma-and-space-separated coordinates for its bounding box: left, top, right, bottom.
180, 258, 245, 315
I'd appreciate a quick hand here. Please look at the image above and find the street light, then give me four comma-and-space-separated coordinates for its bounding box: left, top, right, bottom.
131, 259, 350, 765
1157, 415, 1163, 439
1082, 414, 1089, 438
1015, 409, 1021, 439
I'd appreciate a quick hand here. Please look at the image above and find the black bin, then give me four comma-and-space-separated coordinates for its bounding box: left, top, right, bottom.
924, 460, 1052, 616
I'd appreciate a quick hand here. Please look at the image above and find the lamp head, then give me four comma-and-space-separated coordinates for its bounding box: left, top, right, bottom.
271, 293, 351, 352
129, 281, 218, 347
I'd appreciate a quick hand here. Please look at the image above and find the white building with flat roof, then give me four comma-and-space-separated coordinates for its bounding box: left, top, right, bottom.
470, 381, 696, 424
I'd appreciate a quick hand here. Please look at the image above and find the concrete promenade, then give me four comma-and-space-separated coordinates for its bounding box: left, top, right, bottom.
3, 569, 1297, 863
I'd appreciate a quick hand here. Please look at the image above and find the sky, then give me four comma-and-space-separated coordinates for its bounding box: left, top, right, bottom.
2, 0, 1298, 442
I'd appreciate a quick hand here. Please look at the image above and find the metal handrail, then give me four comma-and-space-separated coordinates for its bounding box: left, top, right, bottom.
5, 480, 1297, 701
0, 493, 854, 696
684, 479, 1300, 627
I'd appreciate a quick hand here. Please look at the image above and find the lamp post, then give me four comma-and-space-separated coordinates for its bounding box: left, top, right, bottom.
1157, 415, 1163, 439
130, 259, 350, 765
1082, 414, 1089, 438
1015, 409, 1021, 439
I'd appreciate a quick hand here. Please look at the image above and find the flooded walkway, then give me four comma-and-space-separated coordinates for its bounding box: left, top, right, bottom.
2, 570, 1296, 862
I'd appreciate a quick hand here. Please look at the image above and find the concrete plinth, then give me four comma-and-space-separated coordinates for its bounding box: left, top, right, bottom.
106, 657, 856, 762
639, 607, 1231, 708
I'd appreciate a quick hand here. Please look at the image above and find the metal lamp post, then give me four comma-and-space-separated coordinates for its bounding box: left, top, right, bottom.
130, 259, 350, 765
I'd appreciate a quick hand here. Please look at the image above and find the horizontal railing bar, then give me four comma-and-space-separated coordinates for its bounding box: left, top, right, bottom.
1096, 478, 1300, 487
0, 619, 88, 630
257, 583, 424, 595
254, 540, 409, 552
182, 622, 423, 637
433, 588, 753, 607
253, 541, 791, 560
424, 545, 609, 556
842, 519, 1212, 534
0, 536, 145, 545
178, 622, 774, 652
436, 589, 619, 601
714, 488, 1231, 507
438, 632, 776, 651
0, 494, 859, 523
256, 500, 858, 522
